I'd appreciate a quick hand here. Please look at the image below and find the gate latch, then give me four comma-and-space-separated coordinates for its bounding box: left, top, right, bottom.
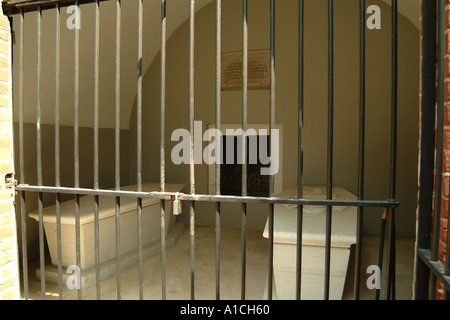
173, 193, 182, 216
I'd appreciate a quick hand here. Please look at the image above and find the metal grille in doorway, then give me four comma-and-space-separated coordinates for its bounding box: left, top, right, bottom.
4, 0, 400, 300
415, 0, 450, 300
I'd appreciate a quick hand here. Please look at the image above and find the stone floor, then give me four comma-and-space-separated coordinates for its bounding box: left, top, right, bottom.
24, 226, 415, 300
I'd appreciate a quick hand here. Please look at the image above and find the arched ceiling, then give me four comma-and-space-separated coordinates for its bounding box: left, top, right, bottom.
12, 0, 419, 129
381, 0, 419, 29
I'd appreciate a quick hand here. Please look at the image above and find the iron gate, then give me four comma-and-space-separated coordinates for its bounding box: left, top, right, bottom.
4, 0, 401, 300
415, 0, 450, 300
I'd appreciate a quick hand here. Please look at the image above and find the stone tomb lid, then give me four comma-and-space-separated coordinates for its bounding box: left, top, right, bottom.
263, 186, 358, 248
28, 183, 185, 225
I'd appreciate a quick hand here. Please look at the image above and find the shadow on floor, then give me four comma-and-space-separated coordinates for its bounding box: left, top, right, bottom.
23, 226, 415, 300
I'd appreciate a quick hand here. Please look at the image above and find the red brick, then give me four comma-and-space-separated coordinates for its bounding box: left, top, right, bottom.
440, 219, 448, 244
446, 32, 450, 55
445, 81, 450, 102
442, 175, 449, 197
442, 198, 449, 219
445, 104, 450, 126
438, 240, 447, 264
446, 56, 450, 79
443, 151, 450, 172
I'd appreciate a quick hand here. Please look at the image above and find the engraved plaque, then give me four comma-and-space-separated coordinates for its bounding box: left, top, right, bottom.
221, 50, 271, 91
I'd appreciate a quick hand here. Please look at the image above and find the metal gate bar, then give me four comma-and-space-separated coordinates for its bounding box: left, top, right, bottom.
114, 0, 122, 300
160, 0, 167, 301
137, 0, 144, 300
325, 0, 334, 300
268, 0, 276, 301
385, 0, 398, 300
15, 185, 399, 207
93, 0, 101, 300
188, 0, 195, 301
296, 0, 304, 301
73, 0, 83, 301
432, 0, 446, 299
18, 7, 27, 301
241, 0, 248, 301
54, 2, 63, 300
415, 0, 450, 300
415, 0, 436, 300
74, 0, 82, 301
36, 5, 46, 300
215, 0, 221, 301
354, 0, 365, 300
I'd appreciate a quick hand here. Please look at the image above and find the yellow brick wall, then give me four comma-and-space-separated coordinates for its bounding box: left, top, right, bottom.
0, 1, 19, 300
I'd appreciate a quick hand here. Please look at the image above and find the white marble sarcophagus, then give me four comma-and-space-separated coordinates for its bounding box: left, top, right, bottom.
263, 186, 357, 300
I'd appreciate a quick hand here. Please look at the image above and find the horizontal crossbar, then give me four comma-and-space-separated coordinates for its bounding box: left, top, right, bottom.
417, 249, 450, 292
15, 184, 399, 208
3, 0, 109, 15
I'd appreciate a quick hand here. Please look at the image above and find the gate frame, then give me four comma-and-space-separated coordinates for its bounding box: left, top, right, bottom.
3, 0, 404, 301
415, 0, 450, 300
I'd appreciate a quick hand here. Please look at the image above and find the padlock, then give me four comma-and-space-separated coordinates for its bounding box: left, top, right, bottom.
173, 193, 182, 216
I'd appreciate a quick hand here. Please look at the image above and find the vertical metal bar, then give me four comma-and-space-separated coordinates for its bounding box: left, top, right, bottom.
429, 0, 446, 300
137, 0, 144, 300
54, 2, 63, 300
137, 192, 143, 300
93, 0, 101, 300
93, 0, 100, 203
36, 6, 42, 185
160, 198, 166, 300
18, 7, 29, 301
376, 208, 387, 300
354, 0, 365, 300
36, 5, 46, 300
240, 169, 247, 301
18, 8, 24, 190
435, 0, 446, 262
267, 0, 275, 301
268, 205, 274, 300
296, 0, 304, 301
18, 7, 24, 205
215, 200, 221, 299
386, 0, 398, 300
114, 0, 122, 301
241, 0, 248, 301
414, 0, 436, 300
160, 0, 167, 300
189, 0, 196, 301
324, 0, 334, 301
215, 0, 222, 301
20, 191, 28, 299
74, 0, 82, 301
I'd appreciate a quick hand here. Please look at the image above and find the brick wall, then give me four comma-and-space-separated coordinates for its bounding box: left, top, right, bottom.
437, 0, 450, 300
0, 1, 19, 300
436, 0, 450, 300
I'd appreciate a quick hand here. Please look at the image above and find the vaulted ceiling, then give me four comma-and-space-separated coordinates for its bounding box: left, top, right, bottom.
10, 0, 419, 129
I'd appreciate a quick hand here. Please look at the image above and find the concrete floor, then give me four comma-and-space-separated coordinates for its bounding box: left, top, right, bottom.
24, 226, 415, 300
